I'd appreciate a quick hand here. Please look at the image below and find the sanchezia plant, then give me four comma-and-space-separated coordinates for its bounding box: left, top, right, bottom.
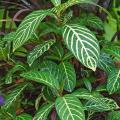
0, 0, 120, 120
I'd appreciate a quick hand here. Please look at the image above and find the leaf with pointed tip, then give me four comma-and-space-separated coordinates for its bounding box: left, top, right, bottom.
55, 95, 85, 120
15, 114, 32, 120
21, 71, 59, 90
33, 103, 54, 120
3, 84, 28, 110
98, 53, 115, 73
27, 40, 55, 66
59, 62, 76, 92
13, 9, 53, 51
107, 68, 120, 94
63, 24, 100, 71
85, 97, 119, 112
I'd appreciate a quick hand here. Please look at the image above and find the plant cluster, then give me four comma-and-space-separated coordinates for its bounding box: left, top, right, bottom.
0, 0, 120, 120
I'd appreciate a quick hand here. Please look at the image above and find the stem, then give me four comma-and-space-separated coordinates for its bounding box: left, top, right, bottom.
87, 111, 94, 120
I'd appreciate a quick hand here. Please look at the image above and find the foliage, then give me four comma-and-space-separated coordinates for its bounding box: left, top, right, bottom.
0, 0, 120, 120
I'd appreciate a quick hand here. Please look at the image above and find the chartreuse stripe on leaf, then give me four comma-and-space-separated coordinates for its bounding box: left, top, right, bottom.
63, 24, 100, 71
33, 103, 54, 120
59, 62, 76, 92
15, 114, 32, 120
107, 68, 120, 94
3, 83, 28, 110
21, 71, 60, 90
85, 97, 119, 112
55, 94, 85, 120
27, 40, 55, 66
13, 9, 53, 51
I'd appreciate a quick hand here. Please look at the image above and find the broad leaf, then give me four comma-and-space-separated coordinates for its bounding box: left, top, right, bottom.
63, 24, 100, 71
107, 68, 120, 94
3, 84, 28, 109
13, 9, 53, 51
107, 111, 120, 120
98, 53, 115, 73
72, 88, 101, 100
40, 60, 62, 83
15, 114, 32, 120
55, 95, 85, 120
103, 46, 120, 60
85, 97, 119, 112
27, 40, 55, 66
59, 62, 76, 92
51, 0, 61, 6
80, 14, 104, 30
21, 71, 59, 90
33, 103, 54, 120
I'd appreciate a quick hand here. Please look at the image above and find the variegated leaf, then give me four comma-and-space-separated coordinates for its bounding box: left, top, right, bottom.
15, 114, 32, 120
63, 24, 100, 71
33, 103, 54, 120
3, 84, 28, 109
107, 68, 120, 94
27, 40, 55, 66
85, 97, 119, 112
13, 9, 53, 51
51, 0, 61, 6
59, 62, 76, 92
98, 53, 115, 73
103, 46, 120, 60
21, 71, 60, 90
55, 95, 85, 120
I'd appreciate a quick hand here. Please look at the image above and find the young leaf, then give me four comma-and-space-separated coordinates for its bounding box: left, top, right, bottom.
63, 24, 100, 71
21, 71, 60, 90
27, 40, 55, 66
59, 62, 76, 92
15, 114, 33, 120
107, 68, 120, 94
3, 84, 28, 110
51, 0, 61, 6
55, 95, 85, 120
98, 52, 115, 73
33, 103, 54, 120
13, 9, 53, 51
85, 97, 119, 112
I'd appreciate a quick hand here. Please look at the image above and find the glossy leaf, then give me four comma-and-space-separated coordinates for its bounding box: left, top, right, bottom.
59, 62, 76, 92
27, 40, 55, 66
107, 68, 120, 94
13, 9, 53, 51
33, 103, 54, 120
21, 71, 60, 90
55, 95, 85, 120
63, 24, 100, 71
